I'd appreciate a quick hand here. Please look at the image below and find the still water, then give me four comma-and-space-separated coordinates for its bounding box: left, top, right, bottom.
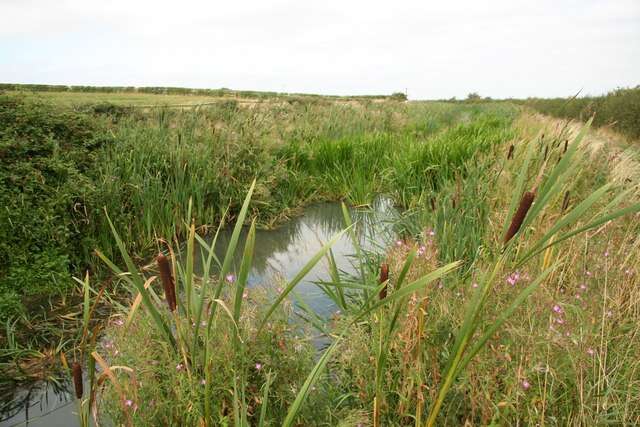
1, 197, 397, 427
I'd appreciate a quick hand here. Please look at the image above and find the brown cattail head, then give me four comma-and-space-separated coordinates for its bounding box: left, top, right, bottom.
157, 253, 176, 312
507, 144, 514, 160
72, 362, 83, 399
503, 191, 535, 244
561, 191, 570, 213
430, 197, 436, 212
378, 263, 389, 300
543, 145, 548, 161
563, 140, 568, 154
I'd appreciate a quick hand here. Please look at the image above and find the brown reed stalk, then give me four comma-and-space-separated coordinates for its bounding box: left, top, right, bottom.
507, 144, 514, 159
72, 362, 83, 399
378, 263, 389, 300
504, 191, 535, 244
157, 253, 177, 312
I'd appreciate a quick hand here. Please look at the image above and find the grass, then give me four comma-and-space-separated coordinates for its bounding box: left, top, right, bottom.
80, 111, 639, 425
2, 87, 640, 425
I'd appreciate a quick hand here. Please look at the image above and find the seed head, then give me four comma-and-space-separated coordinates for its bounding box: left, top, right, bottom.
507, 144, 514, 160
378, 263, 389, 300
157, 253, 176, 312
503, 191, 535, 244
72, 362, 83, 399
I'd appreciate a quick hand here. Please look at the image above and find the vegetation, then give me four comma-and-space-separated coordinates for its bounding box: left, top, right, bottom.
2, 86, 639, 425
524, 86, 640, 139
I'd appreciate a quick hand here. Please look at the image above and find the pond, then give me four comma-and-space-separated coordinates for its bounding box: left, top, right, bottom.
0, 197, 397, 427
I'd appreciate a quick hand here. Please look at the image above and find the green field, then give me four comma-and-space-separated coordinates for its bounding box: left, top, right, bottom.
1, 87, 639, 426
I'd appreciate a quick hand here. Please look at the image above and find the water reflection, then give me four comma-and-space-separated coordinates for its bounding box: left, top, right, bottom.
1, 196, 397, 426
199, 196, 398, 317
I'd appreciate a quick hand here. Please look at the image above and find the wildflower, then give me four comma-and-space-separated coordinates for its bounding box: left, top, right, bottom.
72, 362, 83, 399
555, 317, 565, 324
125, 399, 134, 407
255, 363, 262, 371
552, 304, 563, 314
587, 348, 595, 356
176, 363, 184, 371
417, 245, 426, 256
200, 379, 206, 385
586, 271, 592, 277
276, 287, 284, 294
113, 318, 124, 327
428, 229, 436, 237
504, 191, 535, 244
604, 250, 609, 257
157, 253, 176, 312
606, 310, 613, 317
225, 273, 236, 283
575, 294, 581, 300
521, 380, 530, 390
506, 272, 521, 286
395, 240, 403, 247
472, 283, 479, 289
579, 284, 587, 291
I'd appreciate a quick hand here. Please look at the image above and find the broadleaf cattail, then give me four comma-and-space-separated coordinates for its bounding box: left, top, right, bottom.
72, 362, 83, 399
543, 145, 548, 161
157, 253, 176, 312
504, 191, 535, 244
563, 140, 568, 154
561, 191, 570, 213
430, 197, 436, 212
378, 263, 389, 300
507, 144, 514, 160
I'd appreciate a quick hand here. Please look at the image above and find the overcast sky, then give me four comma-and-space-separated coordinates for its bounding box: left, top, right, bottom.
1, 0, 638, 99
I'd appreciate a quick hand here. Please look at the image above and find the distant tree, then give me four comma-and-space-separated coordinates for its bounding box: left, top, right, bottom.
390, 92, 408, 101
466, 92, 481, 101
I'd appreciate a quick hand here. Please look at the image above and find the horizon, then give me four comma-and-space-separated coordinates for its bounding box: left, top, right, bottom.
1, 1, 639, 100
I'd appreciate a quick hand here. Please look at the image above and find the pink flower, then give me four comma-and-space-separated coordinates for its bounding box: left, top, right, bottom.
521, 380, 530, 390
586, 271, 592, 277
428, 229, 436, 236
604, 251, 609, 257
586, 348, 595, 356
472, 283, 479, 289
113, 318, 124, 327
579, 284, 587, 291
552, 304, 563, 314
555, 317, 565, 324
225, 273, 236, 283
125, 399, 134, 407
176, 363, 184, 371
255, 363, 262, 371
200, 379, 206, 385
395, 240, 403, 247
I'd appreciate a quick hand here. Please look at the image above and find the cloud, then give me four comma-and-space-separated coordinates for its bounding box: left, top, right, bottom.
1, 0, 638, 98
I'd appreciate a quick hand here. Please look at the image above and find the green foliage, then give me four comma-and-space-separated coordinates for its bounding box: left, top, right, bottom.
524, 86, 640, 139
0, 95, 111, 316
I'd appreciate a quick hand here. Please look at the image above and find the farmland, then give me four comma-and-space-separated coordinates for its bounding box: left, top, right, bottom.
1, 86, 639, 426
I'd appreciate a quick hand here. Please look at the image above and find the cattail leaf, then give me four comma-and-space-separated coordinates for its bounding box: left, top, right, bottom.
233, 219, 256, 324
457, 263, 557, 373
257, 227, 349, 334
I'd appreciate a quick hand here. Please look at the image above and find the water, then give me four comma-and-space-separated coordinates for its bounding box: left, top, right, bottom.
1, 197, 397, 426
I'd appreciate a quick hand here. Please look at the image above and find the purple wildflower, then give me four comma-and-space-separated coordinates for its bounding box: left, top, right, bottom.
552, 304, 563, 314
225, 273, 236, 283
521, 380, 530, 390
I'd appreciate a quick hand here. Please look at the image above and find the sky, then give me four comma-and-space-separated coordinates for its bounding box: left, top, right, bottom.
1, 0, 639, 100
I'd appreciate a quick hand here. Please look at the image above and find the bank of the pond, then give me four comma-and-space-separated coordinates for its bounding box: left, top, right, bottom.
1, 197, 398, 426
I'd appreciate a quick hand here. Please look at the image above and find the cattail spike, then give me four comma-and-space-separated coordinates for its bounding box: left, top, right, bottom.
507, 144, 514, 160
157, 253, 177, 312
504, 191, 535, 244
72, 362, 83, 399
561, 191, 570, 213
378, 264, 389, 300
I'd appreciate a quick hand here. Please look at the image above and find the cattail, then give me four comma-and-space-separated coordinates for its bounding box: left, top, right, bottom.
72, 362, 83, 399
543, 145, 548, 161
430, 197, 436, 212
563, 140, 568, 154
507, 144, 514, 160
561, 191, 570, 213
504, 191, 535, 244
157, 253, 176, 312
378, 264, 389, 300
